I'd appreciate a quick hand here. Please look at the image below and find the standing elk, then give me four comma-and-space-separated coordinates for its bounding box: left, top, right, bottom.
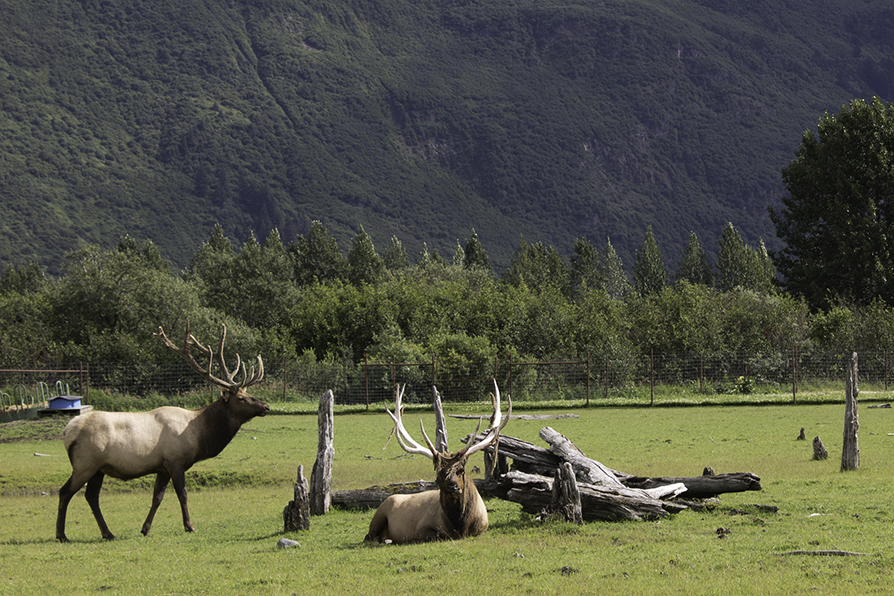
365, 380, 510, 544
55, 322, 269, 542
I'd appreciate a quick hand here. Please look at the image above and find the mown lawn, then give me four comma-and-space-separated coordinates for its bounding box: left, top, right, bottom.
1, 396, 893, 595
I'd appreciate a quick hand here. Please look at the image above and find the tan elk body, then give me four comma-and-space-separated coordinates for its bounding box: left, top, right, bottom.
55, 323, 269, 542
365, 381, 509, 544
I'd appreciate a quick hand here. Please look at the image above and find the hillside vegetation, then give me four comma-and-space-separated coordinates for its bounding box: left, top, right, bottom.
1, 0, 893, 273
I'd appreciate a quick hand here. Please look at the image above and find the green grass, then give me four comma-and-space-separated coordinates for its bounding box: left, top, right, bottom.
2, 396, 893, 594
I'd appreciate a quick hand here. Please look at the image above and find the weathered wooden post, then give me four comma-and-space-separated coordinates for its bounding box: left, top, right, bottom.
310, 389, 334, 515
283, 465, 310, 531
813, 436, 828, 460
432, 385, 449, 453
841, 352, 860, 471
552, 462, 583, 524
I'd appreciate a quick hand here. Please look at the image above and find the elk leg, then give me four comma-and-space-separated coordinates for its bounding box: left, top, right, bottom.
84, 471, 115, 541
56, 474, 87, 543
141, 472, 171, 536
168, 464, 195, 532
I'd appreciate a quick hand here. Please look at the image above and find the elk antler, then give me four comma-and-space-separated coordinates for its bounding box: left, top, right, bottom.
386, 380, 510, 459
460, 379, 511, 458
155, 321, 264, 390
386, 385, 437, 459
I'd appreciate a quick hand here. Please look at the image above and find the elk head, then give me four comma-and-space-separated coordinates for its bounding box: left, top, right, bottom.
388, 380, 510, 529
155, 321, 269, 418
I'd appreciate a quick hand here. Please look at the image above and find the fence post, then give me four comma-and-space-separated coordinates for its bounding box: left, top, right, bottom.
605, 357, 609, 399
586, 352, 590, 407
650, 348, 654, 406
699, 353, 704, 394
509, 354, 512, 395
792, 346, 797, 405
364, 354, 369, 411
283, 354, 288, 402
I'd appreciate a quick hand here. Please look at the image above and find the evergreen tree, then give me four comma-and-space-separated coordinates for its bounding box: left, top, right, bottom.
290, 221, 347, 285
569, 238, 602, 296
675, 232, 713, 286
601, 238, 631, 300
717, 223, 775, 293
462, 229, 491, 272
504, 236, 570, 296
383, 236, 410, 271
633, 226, 667, 297
188, 224, 236, 313
347, 225, 384, 286
451, 240, 465, 267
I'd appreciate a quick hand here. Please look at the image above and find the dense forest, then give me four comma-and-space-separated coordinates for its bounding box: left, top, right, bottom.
3, 223, 893, 397
2, 0, 893, 275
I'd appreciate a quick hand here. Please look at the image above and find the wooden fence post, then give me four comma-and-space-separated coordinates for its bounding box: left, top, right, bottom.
841, 352, 860, 471
432, 385, 449, 453
310, 389, 334, 515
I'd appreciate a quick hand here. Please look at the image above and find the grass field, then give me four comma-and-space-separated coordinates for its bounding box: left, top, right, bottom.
1, 394, 893, 595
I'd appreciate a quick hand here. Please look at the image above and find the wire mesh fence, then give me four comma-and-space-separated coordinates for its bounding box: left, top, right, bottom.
2, 349, 889, 409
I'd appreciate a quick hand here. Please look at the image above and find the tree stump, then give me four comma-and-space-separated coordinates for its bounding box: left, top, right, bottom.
841, 352, 860, 471
813, 436, 828, 460
310, 389, 334, 515
797, 427, 806, 441
283, 465, 311, 531
550, 462, 583, 524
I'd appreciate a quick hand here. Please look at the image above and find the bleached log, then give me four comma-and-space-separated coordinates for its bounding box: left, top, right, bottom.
500, 470, 678, 521
623, 473, 761, 499
539, 427, 626, 488
310, 389, 334, 515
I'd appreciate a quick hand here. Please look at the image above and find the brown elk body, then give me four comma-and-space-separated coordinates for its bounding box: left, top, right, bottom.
365, 381, 509, 544
55, 323, 268, 542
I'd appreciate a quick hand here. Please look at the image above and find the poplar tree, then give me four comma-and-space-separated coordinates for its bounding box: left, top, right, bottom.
601, 238, 631, 300
675, 232, 713, 286
633, 226, 667, 297
347, 225, 384, 286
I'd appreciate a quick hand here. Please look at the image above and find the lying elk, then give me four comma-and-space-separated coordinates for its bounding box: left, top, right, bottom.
365, 381, 510, 544
55, 322, 269, 542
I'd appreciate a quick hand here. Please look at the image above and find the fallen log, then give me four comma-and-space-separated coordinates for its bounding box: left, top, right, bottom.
539, 427, 627, 488
331, 480, 436, 510
500, 470, 683, 521
338, 428, 761, 522
622, 472, 762, 499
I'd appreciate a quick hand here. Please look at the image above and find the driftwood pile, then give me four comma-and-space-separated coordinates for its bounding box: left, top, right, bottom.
473, 427, 761, 522
331, 424, 762, 523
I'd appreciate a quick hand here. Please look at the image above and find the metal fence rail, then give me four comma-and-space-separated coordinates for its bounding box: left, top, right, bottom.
1, 350, 886, 407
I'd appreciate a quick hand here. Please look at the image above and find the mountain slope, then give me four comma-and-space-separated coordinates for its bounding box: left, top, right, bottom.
1, 0, 892, 274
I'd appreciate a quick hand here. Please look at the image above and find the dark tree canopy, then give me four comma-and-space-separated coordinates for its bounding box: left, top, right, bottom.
771, 97, 894, 308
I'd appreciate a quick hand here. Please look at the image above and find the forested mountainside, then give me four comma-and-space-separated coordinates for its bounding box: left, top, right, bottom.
1, 0, 892, 274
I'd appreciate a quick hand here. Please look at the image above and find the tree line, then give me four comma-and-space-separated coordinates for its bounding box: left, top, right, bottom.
2, 219, 892, 391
